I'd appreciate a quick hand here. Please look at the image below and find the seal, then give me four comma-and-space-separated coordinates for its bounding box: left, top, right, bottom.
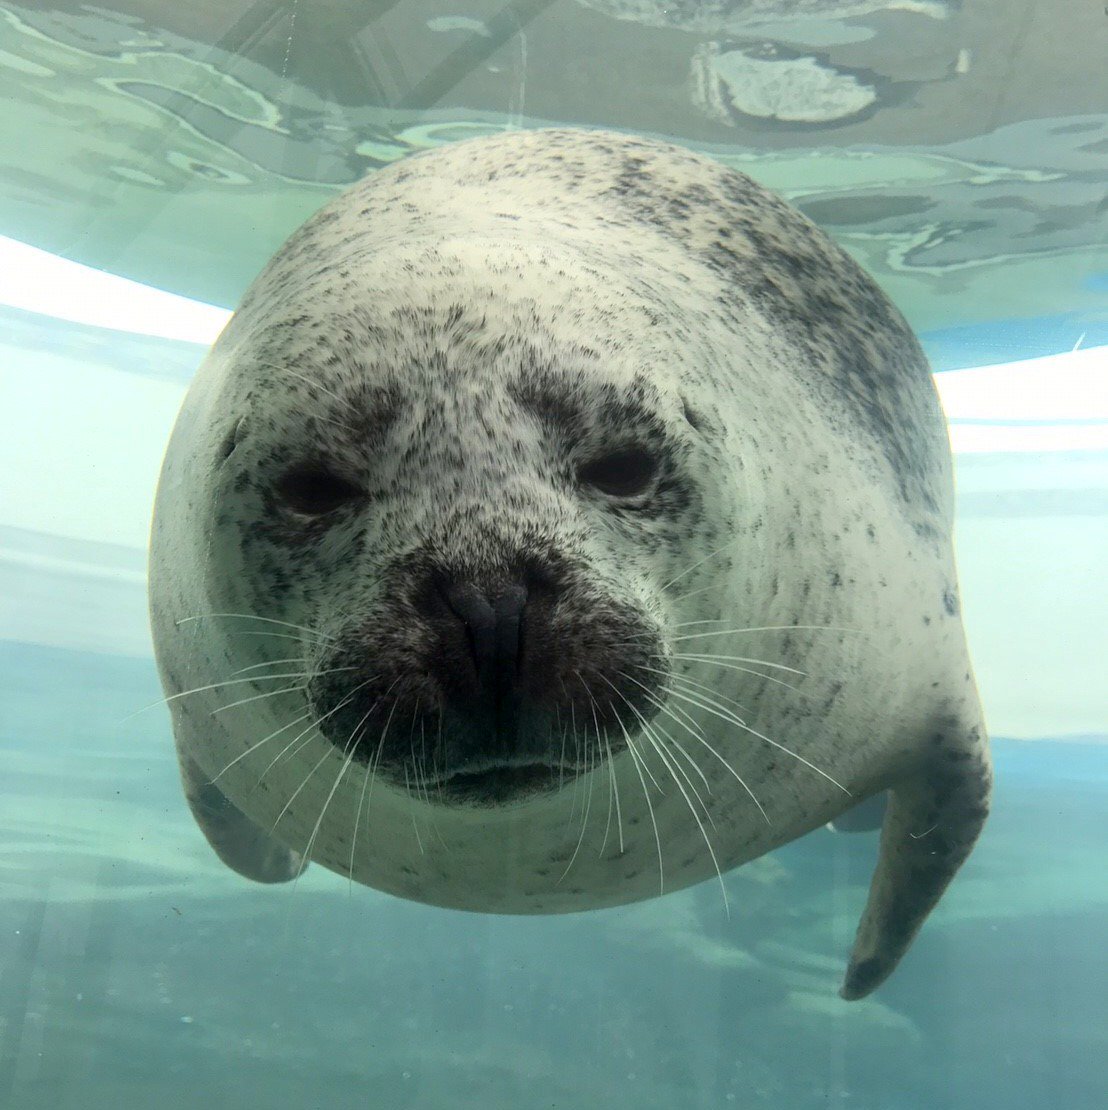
149, 128, 991, 1000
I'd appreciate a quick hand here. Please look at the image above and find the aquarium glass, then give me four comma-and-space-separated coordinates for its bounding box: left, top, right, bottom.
1, 3, 1105, 1107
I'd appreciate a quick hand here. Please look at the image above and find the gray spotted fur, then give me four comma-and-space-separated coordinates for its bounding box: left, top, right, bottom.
150, 128, 991, 1000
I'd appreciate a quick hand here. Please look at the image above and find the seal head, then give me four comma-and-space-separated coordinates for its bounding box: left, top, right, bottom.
150, 128, 991, 1000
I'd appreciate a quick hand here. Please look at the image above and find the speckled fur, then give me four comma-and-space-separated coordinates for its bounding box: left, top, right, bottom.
149, 128, 991, 999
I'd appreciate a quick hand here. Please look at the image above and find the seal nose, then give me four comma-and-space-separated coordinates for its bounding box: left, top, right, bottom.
439, 580, 528, 713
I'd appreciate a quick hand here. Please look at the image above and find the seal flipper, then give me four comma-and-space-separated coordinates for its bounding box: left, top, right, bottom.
840, 711, 991, 1000
178, 750, 306, 883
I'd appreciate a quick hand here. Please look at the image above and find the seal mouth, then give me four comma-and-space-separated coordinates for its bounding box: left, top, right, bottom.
424, 762, 579, 806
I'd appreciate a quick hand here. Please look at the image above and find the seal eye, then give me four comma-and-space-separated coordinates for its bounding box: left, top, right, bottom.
275, 465, 361, 516
579, 447, 658, 498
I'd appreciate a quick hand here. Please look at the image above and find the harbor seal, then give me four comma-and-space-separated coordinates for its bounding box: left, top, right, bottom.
149, 127, 991, 1000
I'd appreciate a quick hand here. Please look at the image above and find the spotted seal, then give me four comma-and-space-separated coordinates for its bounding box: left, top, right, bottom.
149, 127, 991, 999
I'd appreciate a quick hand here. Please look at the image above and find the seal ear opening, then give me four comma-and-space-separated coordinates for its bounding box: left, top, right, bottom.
178, 749, 306, 884
217, 415, 248, 463
840, 712, 991, 1000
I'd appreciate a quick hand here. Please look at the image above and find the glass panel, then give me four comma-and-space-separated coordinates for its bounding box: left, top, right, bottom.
2, 3, 1104, 1107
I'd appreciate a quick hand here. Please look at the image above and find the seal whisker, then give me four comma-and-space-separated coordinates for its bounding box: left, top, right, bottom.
253, 361, 361, 436
557, 711, 597, 885
614, 635, 806, 678
258, 363, 358, 418
666, 648, 808, 683
250, 676, 377, 796
414, 706, 427, 804
640, 717, 712, 825
660, 536, 746, 594
349, 748, 377, 890
585, 733, 599, 838
658, 670, 749, 716
226, 656, 308, 677
613, 673, 713, 821
666, 583, 720, 606
404, 764, 425, 855
310, 411, 361, 437
272, 744, 334, 831
652, 729, 729, 917
210, 665, 356, 715
664, 683, 849, 796
410, 703, 446, 849
232, 630, 322, 644
294, 722, 363, 889
414, 716, 434, 816
624, 666, 750, 817
341, 715, 378, 889
597, 673, 667, 886
632, 734, 665, 794
555, 693, 570, 794
623, 695, 729, 916
559, 695, 580, 820
618, 669, 769, 823
575, 670, 622, 857
600, 743, 621, 854
212, 682, 307, 715
672, 625, 861, 642
350, 677, 404, 884
345, 721, 375, 896
336, 692, 389, 865
567, 699, 587, 817
365, 689, 420, 855
671, 651, 808, 679
639, 707, 715, 809
174, 613, 334, 643
409, 699, 423, 801
622, 730, 666, 897
668, 711, 770, 824
434, 707, 447, 804
258, 729, 321, 790
210, 711, 312, 784
619, 667, 708, 742
563, 697, 593, 823
124, 668, 330, 720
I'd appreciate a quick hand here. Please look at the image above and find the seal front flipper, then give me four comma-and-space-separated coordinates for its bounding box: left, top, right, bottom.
178, 749, 306, 883
840, 709, 991, 1000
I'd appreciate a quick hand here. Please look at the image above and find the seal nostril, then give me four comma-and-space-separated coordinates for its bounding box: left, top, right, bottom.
494, 585, 527, 680
440, 580, 528, 693
441, 582, 497, 678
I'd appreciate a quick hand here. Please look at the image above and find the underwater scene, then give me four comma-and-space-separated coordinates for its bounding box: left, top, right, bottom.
1, 2, 1106, 1108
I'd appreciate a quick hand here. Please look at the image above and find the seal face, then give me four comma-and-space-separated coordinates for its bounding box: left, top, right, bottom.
149, 128, 991, 999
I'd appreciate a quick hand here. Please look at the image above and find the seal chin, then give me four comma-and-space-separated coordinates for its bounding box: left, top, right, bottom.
426, 762, 580, 807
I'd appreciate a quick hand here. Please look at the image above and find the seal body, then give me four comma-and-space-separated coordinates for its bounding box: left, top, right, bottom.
149, 128, 991, 999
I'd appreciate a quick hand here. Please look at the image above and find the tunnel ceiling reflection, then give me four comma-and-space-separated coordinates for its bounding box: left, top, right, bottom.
0, 0, 1104, 334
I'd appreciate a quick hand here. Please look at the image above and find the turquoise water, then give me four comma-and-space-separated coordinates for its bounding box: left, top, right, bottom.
2, 642, 1105, 1109
2, 2, 1107, 1107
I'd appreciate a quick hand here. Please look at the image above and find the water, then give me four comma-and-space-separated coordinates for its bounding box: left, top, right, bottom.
1, 2, 1106, 1107
2, 641, 1104, 1108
